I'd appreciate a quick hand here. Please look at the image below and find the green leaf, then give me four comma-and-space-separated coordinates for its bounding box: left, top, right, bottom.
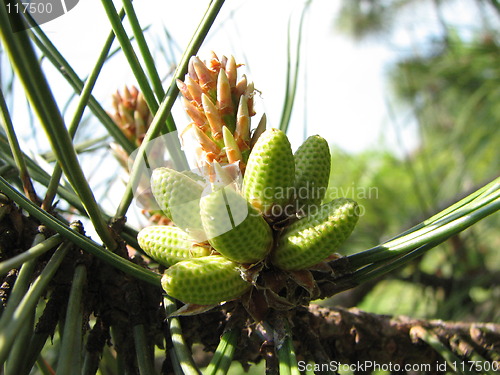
0, 177, 161, 286
115, 0, 225, 218
0, 5, 116, 249
203, 330, 239, 375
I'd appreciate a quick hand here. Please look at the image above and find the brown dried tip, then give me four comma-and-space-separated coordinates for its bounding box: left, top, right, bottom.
130, 85, 139, 98
112, 90, 121, 111
113, 86, 153, 145
245, 81, 256, 116
225, 55, 238, 88
193, 125, 221, 155
219, 55, 228, 69
134, 111, 146, 142
222, 126, 243, 164
118, 103, 134, 128
176, 79, 193, 102
217, 69, 233, 115
183, 97, 207, 129
210, 51, 222, 71
175, 54, 265, 174
202, 94, 223, 140
185, 76, 203, 107
135, 93, 149, 119
235, 74, 248, 98
192, 56, 216, 91
109, 143, 129, 170
234, 96, 250, 147
122, 85, 132, 102
250, 114, 267, 148
188, 56, 198, 82
210, 50, 219, 62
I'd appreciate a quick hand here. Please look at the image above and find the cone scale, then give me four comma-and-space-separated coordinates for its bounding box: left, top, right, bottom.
138, 226, 211, 266
293, 135, 331, 213
161, 256, 251, 305
132, 54, 361, 310
242, 128, 295, 217
200, 186, 273, 264
272, 198, 359, 271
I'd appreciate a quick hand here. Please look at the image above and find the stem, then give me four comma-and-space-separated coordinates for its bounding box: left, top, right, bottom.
133, 324, 157, 375
352, 197, 500, 284
0, 4, 116, 249
416, 328, 469, 375
115, 0, 224, 218
110, 327, 127, 375
0, 241, 70, 365
36, 356, 56, 375
383, 185, 499, 252
0, 88, 37, 202
0, 233, 45, 331
56, 264, 87, 374
100, 0, 158, 114
348, 179, 499, 267
279, 1, 310, 134
0, 133, 86, 213
23, 9, 136, 154
120, 0, 180, 134
0, 177, 161, 286
115, 0, 225, 218
5, 311, 35, 375
0, 132, 144, 252
21, 330, 54, 375
203, 330, 238, 375
277, 336, 300, 375
42, 10, 123, 210
386, 191, 497, 254
164, 296, 201, 375
121, 0, 165, 101
0, 234, 62, 276
391, 177, 499, 241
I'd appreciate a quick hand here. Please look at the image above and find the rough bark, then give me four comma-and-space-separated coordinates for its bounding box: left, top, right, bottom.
177, 301, 500, 374
290, 304, 500, 374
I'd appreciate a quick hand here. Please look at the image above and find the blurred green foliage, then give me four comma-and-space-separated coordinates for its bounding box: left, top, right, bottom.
324, 10, 499, 323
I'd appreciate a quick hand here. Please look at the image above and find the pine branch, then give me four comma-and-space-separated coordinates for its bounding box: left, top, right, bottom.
292, 305, 500, 373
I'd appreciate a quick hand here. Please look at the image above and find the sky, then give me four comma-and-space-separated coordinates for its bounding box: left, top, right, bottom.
5, 0, 489, 233
36, 0, 417, 154
10, 0, 492, 156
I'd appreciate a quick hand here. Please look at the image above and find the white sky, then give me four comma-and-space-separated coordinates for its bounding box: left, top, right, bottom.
37, 0, 419, 154
11, 0, 493, 155
5, 0, 491, 234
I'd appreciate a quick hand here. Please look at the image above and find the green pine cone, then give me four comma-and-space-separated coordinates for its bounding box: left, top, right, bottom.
293, 135, 331, 213
242, 128, 295, 216
272, 198, 359, 270
161, 255, 251, 305
150, 167, 205, 240
137, 225, 211, 266
200, 186, 273, 264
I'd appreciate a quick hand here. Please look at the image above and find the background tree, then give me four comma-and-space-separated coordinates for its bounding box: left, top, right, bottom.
328, 0, 500, 326
0, 0, 499, 374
